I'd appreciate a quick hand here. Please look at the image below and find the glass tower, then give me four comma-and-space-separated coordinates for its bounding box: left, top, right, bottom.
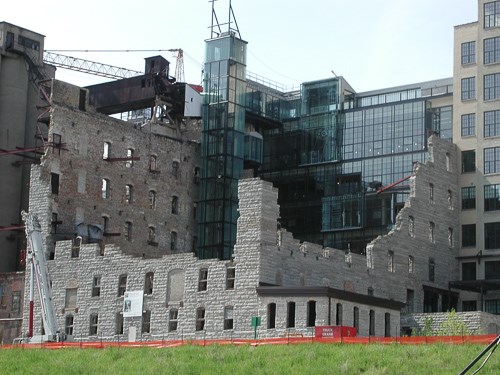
197, 32, 247, 260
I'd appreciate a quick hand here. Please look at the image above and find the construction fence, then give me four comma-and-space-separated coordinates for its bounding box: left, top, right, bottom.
1, 334, 498, 350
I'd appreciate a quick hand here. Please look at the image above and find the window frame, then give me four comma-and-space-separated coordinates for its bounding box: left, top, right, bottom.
484, 73, 500, 100
484, 147, 500, 174
461, 41, 476, 65
91, 276, 101, 297
89, 313, 99, 336
461, 77, 476, 101
462, 224, 477, 248
198, 268, 208, 291
461, 113, 476, 137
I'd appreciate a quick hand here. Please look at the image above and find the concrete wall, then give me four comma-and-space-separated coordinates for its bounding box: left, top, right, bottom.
0, 22, 55, 272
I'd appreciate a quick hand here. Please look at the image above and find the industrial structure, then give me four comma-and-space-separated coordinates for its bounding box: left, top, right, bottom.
0, 0, 500, 343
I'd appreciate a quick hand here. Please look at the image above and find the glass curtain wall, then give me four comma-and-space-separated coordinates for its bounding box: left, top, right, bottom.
197, 35, 247, 260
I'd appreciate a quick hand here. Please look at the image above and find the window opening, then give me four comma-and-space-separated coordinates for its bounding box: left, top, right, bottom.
51, 173, 60, 195
142, 310, 151, 333
369, 310, 375, 336
125, 185, 133, 204
115, 312, 124, 335
172, 161, 180, 179
287, 301, 296, 328
118, 274, 127, 297
224, 306, 234, 330
125, 148, 134, 168
149, 190, 156, 209
92, 276, 101, 297
170, 231, 177, 251
89, 313, 98, 335
196, 307, 205, 331
268, 303, 276, 329
172, 196, 179, 214
65, 315, 74, 336
169, 309, 179, 331
102, 179, 110, 199
307, 300, 316, 327
336, 303, 343, 325
125, 221, 132, 241
144, 272, 154, 295
103, 142, 110, 160
226, 267, 235, 290
198, 268, 208, 291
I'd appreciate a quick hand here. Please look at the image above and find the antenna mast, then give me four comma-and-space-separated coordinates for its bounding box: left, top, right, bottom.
209, 0, 241, 39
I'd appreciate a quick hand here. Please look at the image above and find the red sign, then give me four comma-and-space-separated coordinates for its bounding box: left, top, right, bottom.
315, 326, 357, 338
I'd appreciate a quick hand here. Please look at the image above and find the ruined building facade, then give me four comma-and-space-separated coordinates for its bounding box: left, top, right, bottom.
2, 0, 500, 343
21, 77, 465, 339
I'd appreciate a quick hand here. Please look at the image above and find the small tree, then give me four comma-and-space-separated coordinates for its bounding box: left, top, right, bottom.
435, 309, 472, 336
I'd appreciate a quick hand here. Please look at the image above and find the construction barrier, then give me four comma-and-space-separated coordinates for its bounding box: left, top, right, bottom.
1, 334, 497, 350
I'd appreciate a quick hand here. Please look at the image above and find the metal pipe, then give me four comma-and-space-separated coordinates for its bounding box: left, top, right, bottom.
459, 335, 499, 375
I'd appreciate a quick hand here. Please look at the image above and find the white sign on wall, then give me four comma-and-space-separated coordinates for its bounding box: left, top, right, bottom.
123, 290, 143, 317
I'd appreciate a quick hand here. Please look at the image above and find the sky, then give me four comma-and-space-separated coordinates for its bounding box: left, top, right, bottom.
6, 0, 478, 93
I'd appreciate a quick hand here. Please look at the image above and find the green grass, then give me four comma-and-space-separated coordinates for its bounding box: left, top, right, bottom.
0, 343, 498, 374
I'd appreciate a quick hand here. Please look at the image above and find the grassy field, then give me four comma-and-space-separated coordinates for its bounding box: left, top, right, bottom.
0, 342, 498, 374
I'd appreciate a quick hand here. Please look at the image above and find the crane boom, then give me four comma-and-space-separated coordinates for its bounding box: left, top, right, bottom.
22, 211, 61, 342
43, 52, 142, 80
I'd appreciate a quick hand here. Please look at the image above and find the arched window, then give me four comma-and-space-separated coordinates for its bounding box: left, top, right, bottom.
172, 196, 179, 214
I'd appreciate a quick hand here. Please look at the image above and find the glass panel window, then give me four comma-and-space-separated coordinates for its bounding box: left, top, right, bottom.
485, 222, 500, 249
484, 147, 500, 174
462, 41, 476, 64
485, 299, 500, 314
462, 224, 476, 247
485, 184, 500, 211
461, 77, 475, 100
461, 113, 476, 137
485, 110, 500, 137
461, 150, 476, 173
484, 73, 500, 100
462, 262, 476, 281
485, 261, 500, 279
461, 186, 476, 210
484, 37, 500, 64
484, 1, 500, 28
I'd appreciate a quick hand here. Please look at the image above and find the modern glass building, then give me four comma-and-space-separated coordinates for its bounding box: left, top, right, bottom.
251, 78, 453, 254
197, 19, 454, 260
